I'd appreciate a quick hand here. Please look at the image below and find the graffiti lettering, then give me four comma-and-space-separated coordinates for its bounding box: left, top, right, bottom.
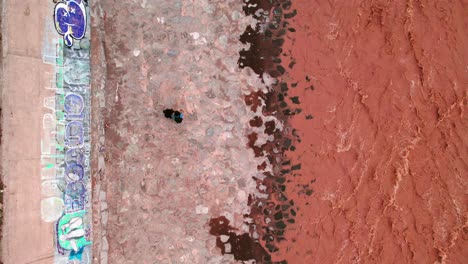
65, 162, 84, 182
42, 2, 92, 263
64, 195, 85, 212
57, 211, 92, 252
65, 121, 84, 148
54, 0, 87, 47
64, 93, 84, 116
65, 149, 84, 166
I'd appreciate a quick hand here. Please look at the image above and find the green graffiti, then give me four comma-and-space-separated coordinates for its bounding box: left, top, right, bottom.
56, 68, 64, 89
56, 110, 65, 118
56, 39, 64, 66
58, 94, 66, 104
57, 211, 92, 252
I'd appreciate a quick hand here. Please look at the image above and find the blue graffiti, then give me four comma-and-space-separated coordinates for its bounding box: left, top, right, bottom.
65, 93, 84, 116
69, 247, 84, 261
64, 181, 86, 213
65, 162, 84, 182
54, 0, 87, 47
65, 181, 86, 198
65, 121, 84, 148
65, 148, 85, 166
51, 2, 92, 262
65, 196, 85, 213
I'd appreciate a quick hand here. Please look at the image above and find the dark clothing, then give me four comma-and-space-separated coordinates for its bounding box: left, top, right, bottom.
163, 109, 183, 123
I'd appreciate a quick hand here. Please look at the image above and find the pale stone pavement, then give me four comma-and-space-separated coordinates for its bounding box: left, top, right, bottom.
1, 0, 56, 263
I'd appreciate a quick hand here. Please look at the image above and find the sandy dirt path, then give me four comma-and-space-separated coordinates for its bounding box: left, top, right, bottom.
1, 0, 56, 263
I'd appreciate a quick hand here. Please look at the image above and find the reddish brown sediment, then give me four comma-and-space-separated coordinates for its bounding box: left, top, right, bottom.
271, 1, 468, 263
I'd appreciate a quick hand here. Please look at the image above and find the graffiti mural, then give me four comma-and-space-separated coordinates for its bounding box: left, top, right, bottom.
57, 211, 92, 253
41, 0, 92, 263
54, 0, 87, 47
56, 43, 92, 263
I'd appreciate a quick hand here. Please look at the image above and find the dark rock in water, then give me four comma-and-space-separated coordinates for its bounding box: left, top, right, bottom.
290, 96, 300, 104
291, 164, 301, 170
209, 216, 269, 262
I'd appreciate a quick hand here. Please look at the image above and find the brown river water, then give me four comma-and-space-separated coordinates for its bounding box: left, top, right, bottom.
273, 1, 468, 263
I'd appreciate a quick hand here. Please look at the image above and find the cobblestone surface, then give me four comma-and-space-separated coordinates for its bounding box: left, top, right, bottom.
91, 0, 279, 263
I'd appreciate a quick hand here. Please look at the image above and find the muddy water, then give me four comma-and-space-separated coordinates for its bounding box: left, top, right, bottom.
274, 1, 468, 263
